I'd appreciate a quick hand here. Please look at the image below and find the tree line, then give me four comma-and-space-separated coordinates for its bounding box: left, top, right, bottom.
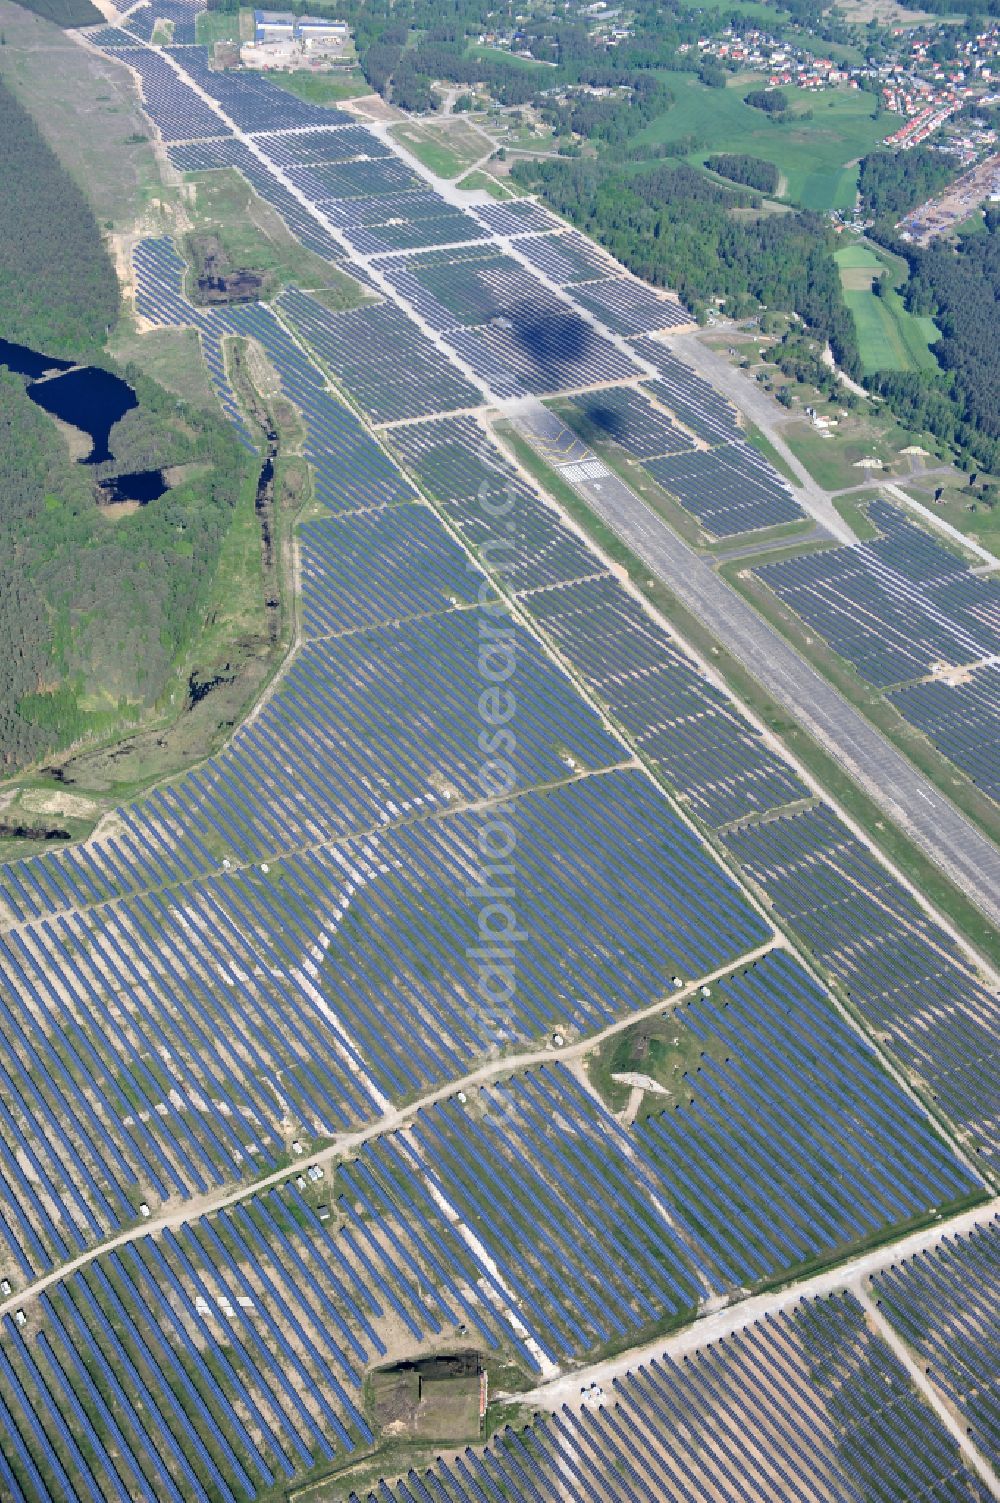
705, 154, 780, 194
510, 155, 861, 376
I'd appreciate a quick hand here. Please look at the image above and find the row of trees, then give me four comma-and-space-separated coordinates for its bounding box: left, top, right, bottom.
0, 78, 119, 357
510, 156, 861, 376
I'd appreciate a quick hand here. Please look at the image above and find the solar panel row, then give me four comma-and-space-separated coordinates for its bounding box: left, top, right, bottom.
352, 1284, 991, 1503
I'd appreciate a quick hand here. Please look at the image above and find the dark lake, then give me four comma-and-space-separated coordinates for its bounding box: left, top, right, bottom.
98, 469, 168, 504
0, 335, 74, 380
0, 336, 138, 464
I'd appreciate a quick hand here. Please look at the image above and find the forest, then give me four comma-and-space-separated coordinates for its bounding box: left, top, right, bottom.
0, 364, 253, 775
510, 156, 861, 375
872, 217, 1000, 472
858, 146, 955, 220
705, 154, 780, 194
0, 54, 256, 777
0, 77, 119, 356
6, 0, 102, 24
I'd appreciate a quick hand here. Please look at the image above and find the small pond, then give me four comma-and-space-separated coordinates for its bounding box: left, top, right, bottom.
97, 468, 168, 505
0, 336, 138, 464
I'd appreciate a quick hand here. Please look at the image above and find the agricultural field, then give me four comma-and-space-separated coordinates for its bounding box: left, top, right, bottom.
835, 241, 940, 374
631, 72, 901, 211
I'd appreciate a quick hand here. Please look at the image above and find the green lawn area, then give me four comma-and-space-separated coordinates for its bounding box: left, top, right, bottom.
898, 476, 1000, 555
681, 0, 782, 15
468, 43, 551, 71
782, 415, 919, 490
194, 8, 241, 45
456, 170, 513, 198
833, 492, 882, 540
631, 74, 901, 211
269, 70, 371, 104
742, 421, 798, 483
389, 120, 487, 179
835, 242, 939, 374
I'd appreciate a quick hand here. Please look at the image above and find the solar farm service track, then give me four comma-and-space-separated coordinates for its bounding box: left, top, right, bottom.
0, 14, 996, 1502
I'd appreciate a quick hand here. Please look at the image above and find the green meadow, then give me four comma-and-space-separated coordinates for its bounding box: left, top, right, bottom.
631, 74, 901, 211
835, 242, 939, 373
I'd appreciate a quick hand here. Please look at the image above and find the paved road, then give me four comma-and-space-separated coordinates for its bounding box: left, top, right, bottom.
512, 403, 1000, 928
668, 332, 856, 543
148, 42, 1000, 926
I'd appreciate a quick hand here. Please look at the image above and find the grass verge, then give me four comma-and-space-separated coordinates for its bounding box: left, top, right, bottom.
832, 491, 881, 540
741, 419, 798, 483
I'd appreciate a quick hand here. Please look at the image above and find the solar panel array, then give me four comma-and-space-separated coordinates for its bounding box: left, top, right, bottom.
0, 969, 984, 1501
633, 338, 745, 444
552, 341, 804, 536
755, 502, 1000, 687
471, 200, 567, 237
166, 45, 342, 130
298, 503, 495, 639
514, 230, 616, 285
251, 124, 379, 165
626, 951, 980, 1285
122, 3, 154, 40
525, 575, 808, 826
723, 802, 1000, 1158
106, 45, 231, 140
132, 236, 251, 440
385, 415, 607, 593
645, 443, 803, 537
167, 135, 354, 265
889, 663, 1000, 800
132, 238, 404, 503
0, 765, 777, 1278
84, 24, 136, 46
354, 1290, 991, 1503
287, 155, 421, 201
566, 385, 694, 459
571, 273, 693, 336
447, 312, 640, 400
279, 287, 482, 422
380, 244, 563, 331
3, 30, 993, 1503
872, 1216, 1000, 1469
